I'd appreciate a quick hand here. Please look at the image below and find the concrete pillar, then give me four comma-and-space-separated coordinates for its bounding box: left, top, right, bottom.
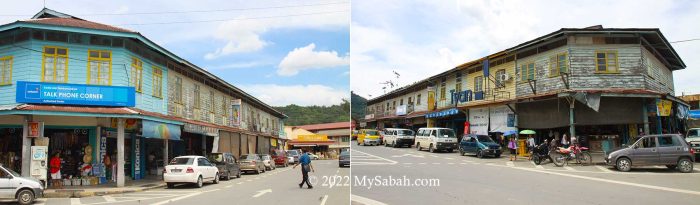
21, 115, 33, 177
117, 118, 125, 187
569, 99, 576, 139
201, 135, 207, 156
642, 102, 650, 135
163, 139, 168, 168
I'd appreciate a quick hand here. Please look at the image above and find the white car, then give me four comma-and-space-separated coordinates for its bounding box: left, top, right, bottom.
164, 156, 219, 188
414, 127, 459, 153
383, 128, 416, 148
0, 165, 43, 205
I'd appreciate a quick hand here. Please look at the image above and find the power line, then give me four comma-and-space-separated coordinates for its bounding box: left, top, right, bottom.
671, 38, 700, 43
0, 1, 349, 17
116, 10, 348, 26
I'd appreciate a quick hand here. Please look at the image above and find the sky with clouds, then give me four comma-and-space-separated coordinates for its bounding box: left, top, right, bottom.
351, 0, 700, 99
0, 0, 350, 106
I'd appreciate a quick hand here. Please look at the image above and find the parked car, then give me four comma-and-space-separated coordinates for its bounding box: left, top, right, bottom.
239, 154, 266, 174
164, 156, 219, 188
286, 154, 295, 165
358, 129, 381, 146
287, 150, 301, 164
207, 152, 241, 180
339, 151, 350, 167
0, 165, 43, 205
685, 128, 700, 160
459, 134, 502, 158
260, 154, 276, 171
414, 127, 458, 153
383, 128, 415, 148
271, 150, 289, 167
605, 134, 695, 173
308, 153, 320, 160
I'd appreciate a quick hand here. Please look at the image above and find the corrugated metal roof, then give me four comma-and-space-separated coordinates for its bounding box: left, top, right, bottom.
21, 18, 135, 33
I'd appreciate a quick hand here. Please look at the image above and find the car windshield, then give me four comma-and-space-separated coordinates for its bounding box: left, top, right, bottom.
340, 151, 349, 156
170, 157, 194, 165
207, 154, 225, 164
262, 155, 271, 160
240, 155, 256, 160
688, 129, 700, 138
438, 129, 457, 138
397, 130, 415, 136
287, 150, 299, 156
2, 167, 20, 177
365, 130, 379, 135
476, 135, 494, 143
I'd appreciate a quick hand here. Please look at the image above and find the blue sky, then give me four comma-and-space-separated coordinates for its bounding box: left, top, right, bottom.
0, 0, 350, 106
351, 0, 700, 99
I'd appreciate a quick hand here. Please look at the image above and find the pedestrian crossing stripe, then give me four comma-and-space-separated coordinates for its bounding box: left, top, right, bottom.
563, 166, 576, 171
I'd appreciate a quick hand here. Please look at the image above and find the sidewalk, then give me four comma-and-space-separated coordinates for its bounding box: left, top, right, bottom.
44, 177, 165, 198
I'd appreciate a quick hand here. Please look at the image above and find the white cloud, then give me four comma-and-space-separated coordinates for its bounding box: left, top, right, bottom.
351, 0, 700, 98
238, 84, 348, 106
204, 3, 349, 59
277, 43, 349, 76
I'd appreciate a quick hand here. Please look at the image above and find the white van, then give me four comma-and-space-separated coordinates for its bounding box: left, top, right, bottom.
414, 127, 459, 153
383, 128, 416, 148
0, 165, 43, 205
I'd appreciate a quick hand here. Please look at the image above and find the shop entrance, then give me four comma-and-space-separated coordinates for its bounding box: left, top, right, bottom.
45, 128, 93, 181
0, 127, 23, 173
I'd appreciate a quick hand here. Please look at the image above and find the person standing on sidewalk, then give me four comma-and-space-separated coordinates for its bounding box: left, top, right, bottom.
49, 152, 62, 189
508, 137, 518, 161
293, 150, 315, 189
527, 135, 536, 161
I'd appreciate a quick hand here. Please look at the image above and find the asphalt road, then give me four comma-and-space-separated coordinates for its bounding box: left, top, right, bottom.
20, 160, 349, 205
350, 142, 700, 205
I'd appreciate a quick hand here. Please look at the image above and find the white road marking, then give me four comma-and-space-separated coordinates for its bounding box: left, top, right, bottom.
462, 160, 473, 163
102, 195, 116, 202
694, 167, 700, 172
403, 163, 413, 165
460, 163, 467, 165
432, 163, 441, 165
247, 179, 253, 182
320, 195, 329, 205
596, 165, 614, 173
506, 162, 514, 167
444, 157, 454, 160
70, 198, 81, 205
419, 162, 427, 165
225, 185, 233, 188
237, 182, 244, 184
351, 194, 388, 205
391, 154, 425, 158
564, 166, 576, 171
252, 189, 272, 198
447, 162, 455, 165
150, 189, 220, 205
512, 166, 700, 196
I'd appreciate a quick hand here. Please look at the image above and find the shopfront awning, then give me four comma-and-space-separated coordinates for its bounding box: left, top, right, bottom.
288, 140, 336, 146
142, 120, 181, 140
426, 108, 460, 118
183, 123, 219, 137
690, 110, 700, 119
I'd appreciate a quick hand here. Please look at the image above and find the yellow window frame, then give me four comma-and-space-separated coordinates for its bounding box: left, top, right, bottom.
474, 76, 483, 92
440, 86, 446, 100
0, 56, 12, 85
174, 76, 183, 104
549, 52, 568, 77
595, 50, 620, 74
41, 46, 69, 83
152, 66, 163, 98
520, 62, 535, 82
86, 49, 112, 85
130, 57, 143, 92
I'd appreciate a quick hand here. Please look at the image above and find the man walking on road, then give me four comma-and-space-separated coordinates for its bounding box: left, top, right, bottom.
293, 150, 315, 189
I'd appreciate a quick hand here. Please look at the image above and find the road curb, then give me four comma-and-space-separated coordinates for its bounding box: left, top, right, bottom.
44, 183, 166, 198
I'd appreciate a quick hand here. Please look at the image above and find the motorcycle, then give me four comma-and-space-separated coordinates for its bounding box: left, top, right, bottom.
551, 144, 592, 167
532, 142, 551, 165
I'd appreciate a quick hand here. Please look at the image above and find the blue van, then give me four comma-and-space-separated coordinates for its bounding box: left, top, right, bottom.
459, 134, 502, 158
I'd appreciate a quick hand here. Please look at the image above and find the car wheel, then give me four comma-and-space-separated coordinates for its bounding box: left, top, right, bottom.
476, 149, 484, 158
459, 148, 465, 156
196, 176, 204, 188
616, 158, 632, 172
226, 171, 231, 180
677, 158, 693, 173
167, 183, 175, 188
533, 155, 541, 165
213, 173, 220, 184
16, 189, 34, 205
429, 144, 435, 153
237, 170, 242, 178
417, 143, 422, 151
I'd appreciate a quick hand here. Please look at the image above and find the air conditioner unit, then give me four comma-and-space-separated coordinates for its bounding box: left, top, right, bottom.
499, 73, 512, 82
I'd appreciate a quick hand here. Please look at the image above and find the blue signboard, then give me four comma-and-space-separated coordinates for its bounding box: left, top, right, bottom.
16, 81, 135, 107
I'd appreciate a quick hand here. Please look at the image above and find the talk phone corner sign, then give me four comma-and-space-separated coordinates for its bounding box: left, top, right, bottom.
16, 81, 136, 107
